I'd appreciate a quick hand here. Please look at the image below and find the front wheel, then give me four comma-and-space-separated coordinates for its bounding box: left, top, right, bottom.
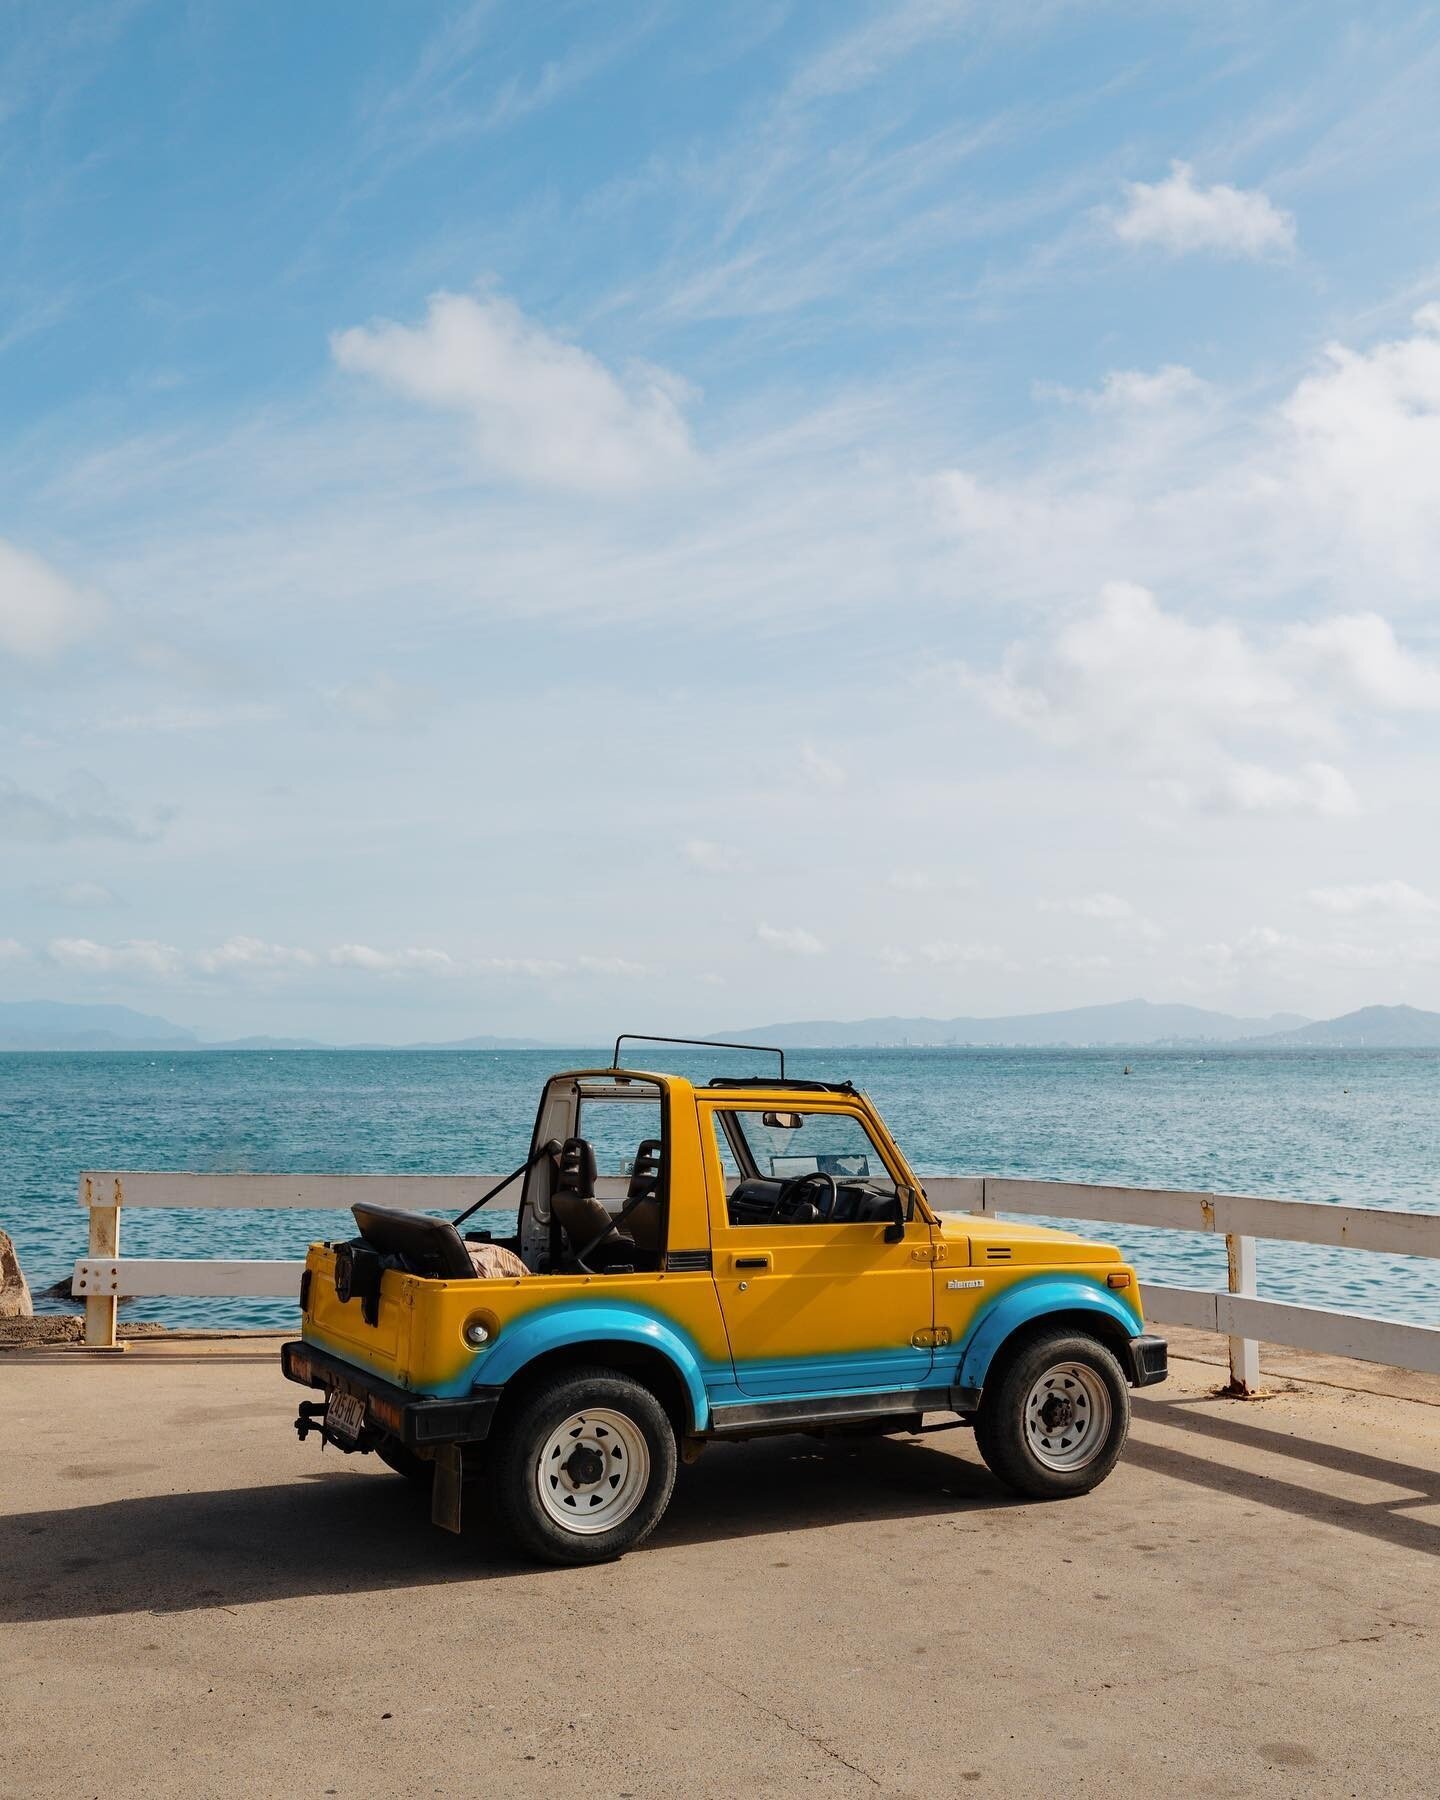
974, 1330, 1130, 1498
489, 1368, 678, 1565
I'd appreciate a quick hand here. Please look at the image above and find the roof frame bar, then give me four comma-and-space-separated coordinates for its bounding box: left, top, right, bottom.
611, 1033, 785, 1078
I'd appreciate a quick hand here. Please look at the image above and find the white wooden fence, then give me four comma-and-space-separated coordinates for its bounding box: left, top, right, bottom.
73, 1170, 1440, 1391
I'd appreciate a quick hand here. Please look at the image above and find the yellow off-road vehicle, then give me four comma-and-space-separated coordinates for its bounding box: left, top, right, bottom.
283, 1036, 1166, 1564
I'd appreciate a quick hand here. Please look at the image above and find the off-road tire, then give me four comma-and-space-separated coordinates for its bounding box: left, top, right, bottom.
974, 1329, 1130, 1499
488, 1367, 678, 1565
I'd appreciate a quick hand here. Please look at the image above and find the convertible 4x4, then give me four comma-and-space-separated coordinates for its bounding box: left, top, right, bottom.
282, 1036, 1166, 1564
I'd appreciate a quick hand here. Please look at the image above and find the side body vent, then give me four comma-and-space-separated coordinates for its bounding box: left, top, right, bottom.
984, 1245, 1013, 1263
666, 1249, 713, 1272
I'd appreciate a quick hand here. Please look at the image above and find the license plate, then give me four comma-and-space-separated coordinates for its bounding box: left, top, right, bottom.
326, 1390, 366, 1441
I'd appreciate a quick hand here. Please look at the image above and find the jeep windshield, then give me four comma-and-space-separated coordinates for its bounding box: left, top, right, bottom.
719, 1108, 897, 1193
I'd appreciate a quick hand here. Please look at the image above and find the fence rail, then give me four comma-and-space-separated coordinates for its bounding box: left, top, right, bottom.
73, 1170, 1440, 1386
925, 1176, 1440, 1385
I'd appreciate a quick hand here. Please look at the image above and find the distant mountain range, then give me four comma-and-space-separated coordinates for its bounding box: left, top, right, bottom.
718, 999, 1316, 1048
719, 1000, 1440, 1049
1243, 1004, 1440, 1048
5, 996, 1440, 1052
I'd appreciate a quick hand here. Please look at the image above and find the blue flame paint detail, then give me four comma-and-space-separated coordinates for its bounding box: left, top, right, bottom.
947, 1276, 1144, 1392
471, 1300, 719, 1428
313, 1278, 1149, 1434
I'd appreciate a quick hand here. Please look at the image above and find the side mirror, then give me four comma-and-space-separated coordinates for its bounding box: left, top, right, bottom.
883, 1193, 906, 1244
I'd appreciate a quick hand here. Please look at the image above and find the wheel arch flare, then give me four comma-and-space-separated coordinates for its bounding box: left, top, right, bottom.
954, 1276, 1144, 1393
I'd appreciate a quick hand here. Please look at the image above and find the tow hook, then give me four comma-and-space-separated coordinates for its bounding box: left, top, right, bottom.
295, 1400, 326, 1442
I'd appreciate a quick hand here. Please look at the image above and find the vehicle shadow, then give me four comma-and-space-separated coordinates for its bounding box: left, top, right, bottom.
0, 1429, 1001, 1625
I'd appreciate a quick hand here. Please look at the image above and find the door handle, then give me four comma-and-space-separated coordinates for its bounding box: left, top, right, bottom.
731, 1253, 773, 1272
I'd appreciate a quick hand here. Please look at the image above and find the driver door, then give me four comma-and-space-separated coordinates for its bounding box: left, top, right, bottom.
701, 1102, 937, 1400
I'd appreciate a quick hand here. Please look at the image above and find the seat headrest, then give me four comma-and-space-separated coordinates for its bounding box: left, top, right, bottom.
555, 1136, 598, 1197
627, 1138, 663, 1200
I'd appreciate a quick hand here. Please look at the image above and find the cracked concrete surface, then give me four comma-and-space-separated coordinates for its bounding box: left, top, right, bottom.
2, 1327, 1437, 1798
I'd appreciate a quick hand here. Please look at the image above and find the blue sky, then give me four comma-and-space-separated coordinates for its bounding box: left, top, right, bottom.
3, 1, 1440, 1041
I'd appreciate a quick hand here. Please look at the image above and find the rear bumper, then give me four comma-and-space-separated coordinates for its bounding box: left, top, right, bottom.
1124, 1333, 1169, 1388
281, 1340, 500, 1447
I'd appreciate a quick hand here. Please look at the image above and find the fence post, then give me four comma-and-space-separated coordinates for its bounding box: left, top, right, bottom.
1225, 1231, 1259, 1394
82, 1175, 122, 1351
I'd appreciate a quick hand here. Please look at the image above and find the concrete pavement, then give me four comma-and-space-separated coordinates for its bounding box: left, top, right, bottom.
2, 1327, 1438, 1799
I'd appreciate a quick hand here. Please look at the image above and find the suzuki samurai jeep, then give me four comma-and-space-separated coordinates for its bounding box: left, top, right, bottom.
282, 1037, 1167, 1565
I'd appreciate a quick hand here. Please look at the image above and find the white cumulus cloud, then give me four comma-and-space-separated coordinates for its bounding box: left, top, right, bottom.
1113, 161, 1295, 259
952, 582, 1328, 755
1306, 880, 1439, 917
1288, 612, 1440, 711
944, 583, 1440, 821
332, 290, 695, 494
756, 922, 826, 956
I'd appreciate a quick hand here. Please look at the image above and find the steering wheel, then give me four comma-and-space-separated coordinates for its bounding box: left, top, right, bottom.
773, 1169, 838, 1222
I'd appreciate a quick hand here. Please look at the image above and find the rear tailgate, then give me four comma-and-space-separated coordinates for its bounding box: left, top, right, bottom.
301, 1244, 418, 1386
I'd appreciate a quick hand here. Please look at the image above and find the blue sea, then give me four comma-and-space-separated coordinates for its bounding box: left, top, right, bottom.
2, 1046, 1438, 1331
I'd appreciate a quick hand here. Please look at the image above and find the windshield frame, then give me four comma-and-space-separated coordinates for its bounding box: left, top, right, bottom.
714, 1103, 902, 1189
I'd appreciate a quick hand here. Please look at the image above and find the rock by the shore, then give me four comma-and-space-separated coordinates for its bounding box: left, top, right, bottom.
0, 1226, 33, 1319
0, 1315, 171, 1347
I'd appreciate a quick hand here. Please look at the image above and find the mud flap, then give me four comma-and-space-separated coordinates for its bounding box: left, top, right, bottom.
431, 1444, 464, 1534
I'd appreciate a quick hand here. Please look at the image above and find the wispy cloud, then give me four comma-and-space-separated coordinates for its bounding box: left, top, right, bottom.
685, 838, 744, 875
33, 935, 654, 986
0, 537, 105, 657
327, 674, 437, 733
756, 922, 826, 956
1040, 892, 1164, 941
0, 773, 162, 844
35, 879, 121, 908
1306, 880, 1439, 917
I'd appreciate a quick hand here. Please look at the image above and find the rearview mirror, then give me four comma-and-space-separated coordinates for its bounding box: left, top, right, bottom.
761, 1111, 804, 1130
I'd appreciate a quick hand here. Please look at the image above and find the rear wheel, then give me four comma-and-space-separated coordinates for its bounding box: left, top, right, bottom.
375, 1439, 431, 1486
974, 1330, 1130, 1498
489, 1367, 678, 1565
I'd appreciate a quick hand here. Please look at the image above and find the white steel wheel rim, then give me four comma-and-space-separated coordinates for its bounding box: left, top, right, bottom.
1024, 1361, 1112, 1472
536, 1408, 651, 1535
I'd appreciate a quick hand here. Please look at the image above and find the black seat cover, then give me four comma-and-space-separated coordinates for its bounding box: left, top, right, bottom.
350, 1203, 475, 1280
